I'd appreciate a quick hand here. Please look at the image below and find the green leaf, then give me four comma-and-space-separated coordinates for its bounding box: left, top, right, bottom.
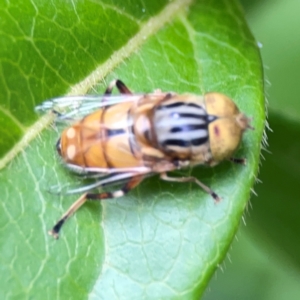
204, 0, 300, 298
203, 115, 300, 300
0, 0, 264, 299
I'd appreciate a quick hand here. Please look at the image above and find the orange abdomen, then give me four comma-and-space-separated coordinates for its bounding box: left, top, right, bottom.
59, 103, 144, 169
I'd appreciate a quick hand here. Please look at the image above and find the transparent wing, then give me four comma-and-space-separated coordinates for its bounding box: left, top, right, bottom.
63, 163, 151, 176
35, 94, 142, 121
49, 171, 153, 195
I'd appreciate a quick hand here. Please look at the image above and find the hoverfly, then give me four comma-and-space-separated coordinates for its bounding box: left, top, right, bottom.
36, 79, 252, 238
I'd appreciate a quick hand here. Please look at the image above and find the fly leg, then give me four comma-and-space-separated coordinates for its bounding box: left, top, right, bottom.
49, 176, 143, 239
49, 193, 88, 239
101, 79, 133, 108
229, 157, 246, 165
86, 175, 143, 201
105, 79, 133, 95
160, 172, 220, 202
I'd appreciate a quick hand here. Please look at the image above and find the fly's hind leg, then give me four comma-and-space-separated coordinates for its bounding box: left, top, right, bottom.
86, 175, 143, 201
48, 176, 144, 239
49, 193, 88, 239
160, 172, 220, 202
105, 79, 133, 95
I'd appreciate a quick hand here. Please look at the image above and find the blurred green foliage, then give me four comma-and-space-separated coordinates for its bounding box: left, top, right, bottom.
204, 0, 300, 299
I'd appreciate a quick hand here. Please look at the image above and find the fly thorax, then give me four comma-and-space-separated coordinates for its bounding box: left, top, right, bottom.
153, 97, 213, 161
134, 113, 153, 146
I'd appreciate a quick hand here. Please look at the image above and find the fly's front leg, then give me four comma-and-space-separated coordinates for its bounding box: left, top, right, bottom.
160, 172, 220, 202
105, 79, 133, 95
229, 157, 246, 165
49, 175, 144, 239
